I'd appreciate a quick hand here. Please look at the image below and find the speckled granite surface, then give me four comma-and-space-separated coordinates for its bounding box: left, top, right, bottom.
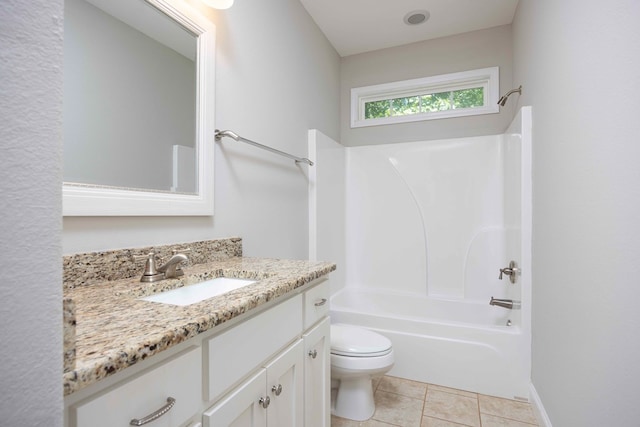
63, 298, 76, 373
63, 256, 335, 396
63, 237, 242, 289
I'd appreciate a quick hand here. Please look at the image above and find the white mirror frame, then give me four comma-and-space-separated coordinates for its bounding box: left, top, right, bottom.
63, 0, 215, 216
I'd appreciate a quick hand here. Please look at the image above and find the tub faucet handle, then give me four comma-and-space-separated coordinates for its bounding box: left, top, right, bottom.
499, 260, 519, 284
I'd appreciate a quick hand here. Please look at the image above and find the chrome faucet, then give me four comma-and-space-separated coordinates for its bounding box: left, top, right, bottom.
157, 253, 189, 279
133, 249, 190, 282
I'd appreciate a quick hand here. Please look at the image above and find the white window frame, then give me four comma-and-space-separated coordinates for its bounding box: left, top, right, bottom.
350, 67, 500, 128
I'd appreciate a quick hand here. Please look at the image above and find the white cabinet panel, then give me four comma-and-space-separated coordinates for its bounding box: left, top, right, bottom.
303, 279, 330, 330
265, 340, 304, 427
72, 347, 201, 427
303, 317, 331, 427
203, 369, 267, 427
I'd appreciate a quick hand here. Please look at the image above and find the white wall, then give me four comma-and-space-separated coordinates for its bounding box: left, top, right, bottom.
63, 0, 340, 257
0, 1, 63, 425
513, 1, 640, 425
340, 25, 514, 147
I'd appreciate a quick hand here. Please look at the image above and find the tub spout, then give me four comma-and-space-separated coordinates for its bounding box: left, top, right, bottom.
489, 297, 514, 309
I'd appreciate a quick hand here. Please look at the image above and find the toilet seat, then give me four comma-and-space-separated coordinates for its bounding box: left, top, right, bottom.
330, 324, 392, 357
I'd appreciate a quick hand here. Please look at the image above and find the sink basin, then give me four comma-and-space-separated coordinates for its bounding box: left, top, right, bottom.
140, 277, 257, 306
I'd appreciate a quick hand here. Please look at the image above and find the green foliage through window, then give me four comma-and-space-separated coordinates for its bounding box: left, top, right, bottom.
364, 87, 484, 120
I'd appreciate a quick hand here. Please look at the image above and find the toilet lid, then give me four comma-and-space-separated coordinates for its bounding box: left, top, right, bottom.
330, 324, 392, 357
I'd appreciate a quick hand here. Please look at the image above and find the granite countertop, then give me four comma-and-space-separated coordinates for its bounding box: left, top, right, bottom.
63, 257, 335, 396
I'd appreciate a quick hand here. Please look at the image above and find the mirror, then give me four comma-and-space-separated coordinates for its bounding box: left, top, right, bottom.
63, 0, 215, 216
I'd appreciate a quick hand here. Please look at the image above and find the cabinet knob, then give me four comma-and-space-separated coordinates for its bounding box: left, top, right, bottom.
259, 396, 270, 409
272, 384, 283, 396
308, 349, 318, 359
314, 298, 327, 307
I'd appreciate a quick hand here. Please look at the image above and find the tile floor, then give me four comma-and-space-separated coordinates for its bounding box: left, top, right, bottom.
331, 376, 538, 427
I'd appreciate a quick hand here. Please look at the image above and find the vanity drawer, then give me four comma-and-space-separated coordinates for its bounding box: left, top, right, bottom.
304, 278, 330, 329
205, 294, 303, 402
71, 347, 202, 427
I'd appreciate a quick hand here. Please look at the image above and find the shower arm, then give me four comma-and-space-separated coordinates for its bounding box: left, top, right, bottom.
497, 85, 522, 106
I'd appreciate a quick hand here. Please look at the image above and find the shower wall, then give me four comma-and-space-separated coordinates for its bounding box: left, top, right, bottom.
308, 130, 346, 295
345, 135, 517, 302
504, 107, 532, 333
310, 109, 531, 306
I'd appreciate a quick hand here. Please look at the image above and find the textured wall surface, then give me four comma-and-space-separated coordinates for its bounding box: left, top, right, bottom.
513, 0, 640, 425
0, 1, 64, 425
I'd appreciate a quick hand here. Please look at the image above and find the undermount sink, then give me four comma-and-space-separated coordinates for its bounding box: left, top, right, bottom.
140, 277, 257, 306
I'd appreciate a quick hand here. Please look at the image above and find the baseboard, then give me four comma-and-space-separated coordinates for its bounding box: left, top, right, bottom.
529, 383, 552, 427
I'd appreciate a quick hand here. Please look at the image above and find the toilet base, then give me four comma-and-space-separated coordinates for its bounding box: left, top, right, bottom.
332, 377, 375, 421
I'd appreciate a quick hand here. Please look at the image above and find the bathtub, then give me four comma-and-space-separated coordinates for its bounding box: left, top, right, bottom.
330, 287, 530, 400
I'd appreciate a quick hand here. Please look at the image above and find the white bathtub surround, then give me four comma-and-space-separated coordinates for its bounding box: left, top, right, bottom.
308, 129, 347, 295
310, 106, 532, 401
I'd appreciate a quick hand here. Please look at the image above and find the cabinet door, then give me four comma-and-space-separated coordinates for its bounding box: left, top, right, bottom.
265, 340, 304, 427
203, 369, 267, 427
303, 317, 330, 427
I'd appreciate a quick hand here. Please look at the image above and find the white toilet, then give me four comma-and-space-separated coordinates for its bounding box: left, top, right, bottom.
330, 324, 394, 421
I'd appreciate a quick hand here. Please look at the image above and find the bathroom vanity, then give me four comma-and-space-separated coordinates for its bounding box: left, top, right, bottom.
62, 239, 334, 427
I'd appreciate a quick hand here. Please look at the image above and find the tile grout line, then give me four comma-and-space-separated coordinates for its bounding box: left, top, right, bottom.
422, 384, 475, 427
420, 383, 428, 426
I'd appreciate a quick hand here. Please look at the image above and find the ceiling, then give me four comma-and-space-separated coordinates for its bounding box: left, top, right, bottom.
299, 0, 520, 57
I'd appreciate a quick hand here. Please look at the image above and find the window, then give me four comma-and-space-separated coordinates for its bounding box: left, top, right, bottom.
351, 67, 499, 128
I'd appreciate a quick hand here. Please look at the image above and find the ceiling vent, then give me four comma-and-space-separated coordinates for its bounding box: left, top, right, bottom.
404, 10, 430, 26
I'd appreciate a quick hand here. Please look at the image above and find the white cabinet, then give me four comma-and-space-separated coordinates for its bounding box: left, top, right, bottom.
203, 340, 304, 427
303, 317, 331, 427
70, 347, 202, 427
203, 279, 330, 427
64, 278, 331, 427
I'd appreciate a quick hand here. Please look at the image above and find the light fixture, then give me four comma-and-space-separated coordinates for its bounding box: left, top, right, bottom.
404, 10, 430, 26
201, 0, 234, 9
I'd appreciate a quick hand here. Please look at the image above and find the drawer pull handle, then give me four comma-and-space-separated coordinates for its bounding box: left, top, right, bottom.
314, 298, 327, 307
272, 384, 283, 396
308, 349, 318, 359
130, 397, 176, 426
259, 396, 271, 409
